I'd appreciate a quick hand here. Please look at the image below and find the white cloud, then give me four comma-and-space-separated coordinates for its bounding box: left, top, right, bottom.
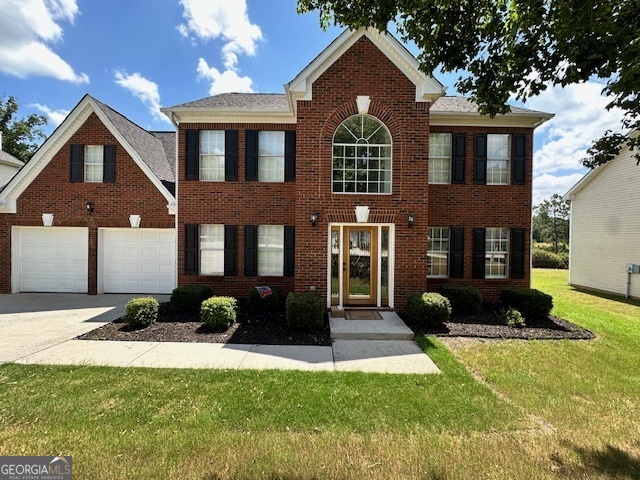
179, 0, 261, 95
114, 71, 170, 124
196, 59, 253, 95
30, 103, 70, 126
533, 172, 586, 206
0, 0, 88, 84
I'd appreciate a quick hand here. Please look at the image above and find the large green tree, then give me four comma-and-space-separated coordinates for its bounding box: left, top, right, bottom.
533, 193, 570, 253
0, 95, 47, 162
297, 0, 640, 167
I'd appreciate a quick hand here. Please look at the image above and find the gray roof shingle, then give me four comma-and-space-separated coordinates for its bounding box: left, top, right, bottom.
431, 96, 550, 115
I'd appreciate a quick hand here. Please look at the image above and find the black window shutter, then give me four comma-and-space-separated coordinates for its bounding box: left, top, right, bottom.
284, 131, 296, 182
225, 130, 238, 182
474, 134, 487, 185
185, 130, 199, 181
449, 227, 464, 278
284, 226, 295, 277
103, 145, 116, 183
472, 228, 486, 279
185, 224, 199, 275
512, 133, 526, 185
244, 225, 258, 276
511, 228, 526, 279
452, 133, 466, 184
224, 225, 237, 276
70, 144, 83, 182
245, 130, 259, 181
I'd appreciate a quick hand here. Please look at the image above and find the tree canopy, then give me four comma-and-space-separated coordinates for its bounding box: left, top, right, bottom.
533, 193, 570, 253
297, 0, 640, 167
0, 95, 47, 162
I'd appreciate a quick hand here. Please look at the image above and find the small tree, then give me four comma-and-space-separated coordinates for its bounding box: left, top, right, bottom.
0, 95, 47, 162
533, 194, 570, 254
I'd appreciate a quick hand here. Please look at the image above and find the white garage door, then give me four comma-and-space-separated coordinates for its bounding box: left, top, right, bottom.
100, 229, 175, 294
13, 227, 88, 293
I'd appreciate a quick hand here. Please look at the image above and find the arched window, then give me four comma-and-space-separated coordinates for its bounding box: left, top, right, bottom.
332, 115, 392, 194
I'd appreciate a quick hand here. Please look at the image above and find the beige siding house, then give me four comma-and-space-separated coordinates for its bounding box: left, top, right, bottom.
564, 132, 640, 299
0, 135, 24, 187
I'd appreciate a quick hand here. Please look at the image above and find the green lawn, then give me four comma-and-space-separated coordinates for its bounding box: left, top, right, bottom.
1, 269, 639, 479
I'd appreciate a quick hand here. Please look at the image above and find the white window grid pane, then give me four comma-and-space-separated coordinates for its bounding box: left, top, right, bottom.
258, 156, 285, 182
429, 133, 452, 158
427, 227, 450, 277
487, 134, 510, 185
84, 145, 103, 183
485, 228, 509, 278
487, 160, 509, 184
258, 225, 284, 276
200, 131, 225, 155
200, 225, 224, 275
258, 131, 285, 182
429, 157, 451, 184
200, 131, 225, 181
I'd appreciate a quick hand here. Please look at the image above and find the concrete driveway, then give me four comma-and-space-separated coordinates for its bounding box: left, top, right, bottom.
0, 293, 170, 363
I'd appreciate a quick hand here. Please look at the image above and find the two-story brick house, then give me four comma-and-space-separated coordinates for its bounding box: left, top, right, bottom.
162, 28, 552, 309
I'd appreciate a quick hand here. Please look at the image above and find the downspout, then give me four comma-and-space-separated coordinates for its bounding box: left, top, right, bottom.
626, 269, 631, 299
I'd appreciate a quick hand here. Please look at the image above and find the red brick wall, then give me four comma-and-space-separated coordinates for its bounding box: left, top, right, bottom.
0, 112, 174, 294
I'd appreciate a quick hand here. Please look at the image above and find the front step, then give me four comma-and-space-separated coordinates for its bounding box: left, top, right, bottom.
329, 311, 414, 340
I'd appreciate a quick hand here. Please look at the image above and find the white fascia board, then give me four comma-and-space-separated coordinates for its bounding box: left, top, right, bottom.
430, 112, 553, 129
168, 109, 297, 125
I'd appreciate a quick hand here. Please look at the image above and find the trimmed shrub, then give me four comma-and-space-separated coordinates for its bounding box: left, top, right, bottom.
201, 296, 237, 330
248, 286, 282, 313
532, 248, 568, 269
501, 287, 553, 324
171, 285, 213, 312
438, 283, 482, 315
405, 292, 451, 327
501, 307, 526, 328
285, 292, 325, 330
125, 297, 159, 327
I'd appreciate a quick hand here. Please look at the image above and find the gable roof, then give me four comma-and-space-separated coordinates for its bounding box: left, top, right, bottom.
0, 95, 176, 214
0, 150, 24, 168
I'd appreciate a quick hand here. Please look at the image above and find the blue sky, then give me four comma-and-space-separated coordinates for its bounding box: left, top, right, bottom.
0, 0, 626, 204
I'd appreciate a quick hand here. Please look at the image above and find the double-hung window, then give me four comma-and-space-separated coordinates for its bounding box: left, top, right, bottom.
258, 131, 285, 182
485, 227, 509, 278
427, 227, 450, 277
84, 146, 104, 183
200, 131, 225, 181
199, 225, 224, 275
428, 134, 451, 184
486, 134, 510, 185
258, 225, 284, 276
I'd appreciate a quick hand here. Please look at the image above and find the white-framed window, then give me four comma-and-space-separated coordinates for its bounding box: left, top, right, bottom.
200, 225, 224, 275
258, 131, 285, 182
258, 225, 284, 276
485, 227, 509, 278
200, 131, 225, 181
332, 114, 392, 194
427, 227, 450, 277
429, 133, 451, 184
487, 134, 510, 185
84, 145, 103, 183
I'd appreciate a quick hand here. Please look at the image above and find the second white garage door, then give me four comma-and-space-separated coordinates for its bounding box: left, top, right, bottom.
100, 229, 175, 294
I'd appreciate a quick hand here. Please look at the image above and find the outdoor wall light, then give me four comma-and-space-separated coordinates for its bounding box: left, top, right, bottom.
310, 212, 318, 227
408, 212, 415, 228
86, 201, 94, 213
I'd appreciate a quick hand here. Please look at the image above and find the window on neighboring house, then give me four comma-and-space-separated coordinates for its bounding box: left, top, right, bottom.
199, 224, 224, 275
429, 133, 451, 184
485, 227, 509, 278
487, 134, 510, 184
84, 145, 104, 182
258, 225, 284, 276
427, 227, 450, 277
200, 131, 225, 181
258, 131, 285, 182
332, 114, 392, 194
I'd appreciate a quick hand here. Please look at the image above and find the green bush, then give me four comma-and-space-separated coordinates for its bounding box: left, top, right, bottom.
285, 292, 325, 330
438, 283, 483, 315
248, 286, 282, 313
501, 287, 553, 325
532, 248, 568, 269
171, 285, 213, 312
200, 296, 237, 330
405, 292, 451, 327
501, 307, 526, 328
125, 297, 159, 327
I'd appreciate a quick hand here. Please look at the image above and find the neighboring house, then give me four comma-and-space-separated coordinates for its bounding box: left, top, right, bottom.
564, 130, 640, 299
162, 28, 552, 309
0, 95, 176, 294
0, 133, 24, 188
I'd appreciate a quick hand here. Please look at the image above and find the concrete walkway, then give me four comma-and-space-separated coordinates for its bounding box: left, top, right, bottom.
1, 294, 440, 374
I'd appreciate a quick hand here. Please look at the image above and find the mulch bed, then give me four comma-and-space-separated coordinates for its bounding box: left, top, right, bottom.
77, 302, 332, 346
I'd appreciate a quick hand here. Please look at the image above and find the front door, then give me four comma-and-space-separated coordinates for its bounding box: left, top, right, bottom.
344, 227, 377, 306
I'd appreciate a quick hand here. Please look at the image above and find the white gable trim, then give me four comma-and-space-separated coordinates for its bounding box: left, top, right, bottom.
0, 154, 24, 168
286, 28, 445, 105
0, 95, 176, 214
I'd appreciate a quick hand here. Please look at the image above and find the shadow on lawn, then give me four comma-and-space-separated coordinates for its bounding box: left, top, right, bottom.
571, 286, 640, 308
554, 443, 640, 479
